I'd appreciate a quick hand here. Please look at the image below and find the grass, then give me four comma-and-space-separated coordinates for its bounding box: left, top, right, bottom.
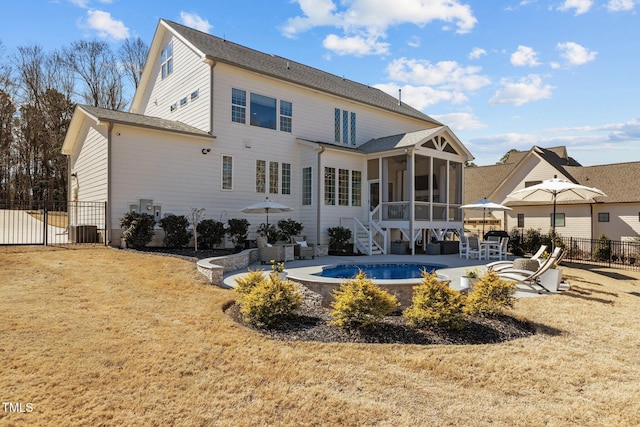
2, 246, 640, 426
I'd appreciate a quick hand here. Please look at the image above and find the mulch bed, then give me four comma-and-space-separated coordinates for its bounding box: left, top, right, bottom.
224, 298, 536, 345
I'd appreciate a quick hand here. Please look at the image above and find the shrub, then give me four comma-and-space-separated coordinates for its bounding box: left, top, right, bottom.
234, 269, 266, 296
523, 228, 543, 255
119, 212, 156, 249
329, 271, 398, 329
197, 219, 226, 249
277, 218, 304, 242
235, 273, 302, 328
159, 214, 192, 248
227, 218, 249, 252
509, 228, 524, 256
594, 234, 611, 262
464, 269, 516, 317
327, 226, 352, 254
403, 271, 465, 330
257, 223, 283, 243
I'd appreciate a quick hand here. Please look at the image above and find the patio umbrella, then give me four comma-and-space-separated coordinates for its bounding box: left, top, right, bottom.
506, 175, 606, 237
460, 198, 512, 237
241, 197, 293, 228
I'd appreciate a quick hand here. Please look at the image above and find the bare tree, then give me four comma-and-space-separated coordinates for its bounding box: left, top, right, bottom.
0, 89, 16, 202
119, 37, 148, 90
62, 40, 126, 110
0, 41, 11, 92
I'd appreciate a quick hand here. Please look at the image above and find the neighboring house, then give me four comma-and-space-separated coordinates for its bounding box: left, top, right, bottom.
464, 146, 640, 241
62, 19, 473, 253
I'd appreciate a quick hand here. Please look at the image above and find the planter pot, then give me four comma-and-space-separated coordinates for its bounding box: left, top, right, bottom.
540, 268, 562, 292
460, 276, 478, 291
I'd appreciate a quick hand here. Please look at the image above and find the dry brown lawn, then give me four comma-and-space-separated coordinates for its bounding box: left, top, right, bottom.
1, 246, 640, 426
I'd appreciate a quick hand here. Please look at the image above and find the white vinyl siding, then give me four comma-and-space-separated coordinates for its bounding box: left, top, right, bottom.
70, 125, 108, 202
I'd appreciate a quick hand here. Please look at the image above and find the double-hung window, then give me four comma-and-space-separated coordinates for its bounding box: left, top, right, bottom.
232, 88, 246, 124
351, 171, 362, 206
282, 163, 291, 195
269, 162, 279, 194
338, 169, 349, 206
280, 101, 292, 133
302, 167, 312, 205
161, 41, 173, 79
256, 160, 266, 193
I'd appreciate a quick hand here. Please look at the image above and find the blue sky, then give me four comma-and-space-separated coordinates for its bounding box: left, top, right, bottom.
3, 0, 639, 166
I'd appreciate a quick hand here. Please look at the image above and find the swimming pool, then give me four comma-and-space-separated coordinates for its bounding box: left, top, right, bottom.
313, 263, 444, 280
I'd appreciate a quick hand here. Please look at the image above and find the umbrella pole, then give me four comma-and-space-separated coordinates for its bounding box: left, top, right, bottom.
482, 208, 486, 238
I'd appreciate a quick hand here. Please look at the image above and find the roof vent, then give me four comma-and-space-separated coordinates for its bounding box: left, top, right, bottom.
398, 89, 402, 107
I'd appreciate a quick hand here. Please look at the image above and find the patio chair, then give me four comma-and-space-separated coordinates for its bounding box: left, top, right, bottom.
466, 236, 484, 260
487, 244, 547, 272
256, 236, 288, 264
496, 247, 563, 293
459, 235, 469, 258
487, 237, 509, 261
290, 235, 315, 260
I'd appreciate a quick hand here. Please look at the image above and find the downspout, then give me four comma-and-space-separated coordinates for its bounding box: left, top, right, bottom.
316, 146, 325, 245
106, 122, 113, 245
203, 55, 217, 135
407, 148, 415, 255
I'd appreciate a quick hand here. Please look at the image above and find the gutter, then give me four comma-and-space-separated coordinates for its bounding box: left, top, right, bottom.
107, 122, 113, 245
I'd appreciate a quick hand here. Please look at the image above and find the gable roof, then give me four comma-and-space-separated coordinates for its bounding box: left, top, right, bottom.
156, 20, 441, 126
464, 145, 640, 205
62, 105, 213, 155
357, 127, 474, 160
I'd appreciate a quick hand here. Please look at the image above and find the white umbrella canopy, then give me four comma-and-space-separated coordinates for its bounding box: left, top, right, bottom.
460, 198, 512, 236
506, 175, 607, 235
241, 197, 293, 227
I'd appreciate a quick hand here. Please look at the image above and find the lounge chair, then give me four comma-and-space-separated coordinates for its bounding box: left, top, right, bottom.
290, 235, 315, 259
256, 236, 292, 264
487, 244, 547, 272
496, 247, 563, 293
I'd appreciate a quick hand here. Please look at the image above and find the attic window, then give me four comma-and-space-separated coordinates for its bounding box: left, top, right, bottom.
161, 41, 173, 79
170, 102, 177, 112
180, 97, 187, 107
191, 89, 199, 100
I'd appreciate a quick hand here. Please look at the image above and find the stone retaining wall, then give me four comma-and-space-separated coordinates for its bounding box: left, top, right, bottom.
197, 249, 259, 287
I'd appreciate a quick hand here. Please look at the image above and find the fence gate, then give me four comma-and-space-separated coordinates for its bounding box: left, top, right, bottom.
0, 200, 107, 246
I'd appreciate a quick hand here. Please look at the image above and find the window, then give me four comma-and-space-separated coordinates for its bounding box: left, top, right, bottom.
338, 169, 349, 206
350, 112, 357, 145
335, 108, 357, 145
282, 163, 291, 195
231, 88, 246, 124
222, 156, 233, 190
550, 213, 565, 227
352, 170, 361, 206
170, 102, 177, 112
324, 167, 335, 205
334, 108, 341, 142
517, 213, 525, 228
302, 167, 312, 205
191, 89, 199, 100
161, 41, 173, 79
525, 180, 542, 187
250, 93, 276, 130
280, 101, 292, 133
256, 160, 266, 193
269, 162, 279, 193
180, 97, 187, 107
342, 110, 349, 144
598, 213, 610, 222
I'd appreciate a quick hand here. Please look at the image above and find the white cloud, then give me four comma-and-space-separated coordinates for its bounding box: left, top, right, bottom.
375, 83, 467, 110
179, 12, 212, 33
68, 0, 89, 7
556, 42, 597, 65
469, 47, 487, 60
407, 36, 421, 48
431, 112, 487, 131
385, 57, 491, 91
80, 9, 129, 40
322, 33, 389, 56
510, 45, 540, 67
282, 0, 477, 56
489, 74, 554, 106
558, 0, 593, 15
607, 0, 636, 12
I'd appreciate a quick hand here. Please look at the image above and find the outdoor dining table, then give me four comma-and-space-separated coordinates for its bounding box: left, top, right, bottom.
480, 240, 501, 260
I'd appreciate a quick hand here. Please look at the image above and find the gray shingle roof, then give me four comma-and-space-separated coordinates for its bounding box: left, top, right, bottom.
163, 20, 442, 126
78, 105, 212, 138
357, 128, 445, 153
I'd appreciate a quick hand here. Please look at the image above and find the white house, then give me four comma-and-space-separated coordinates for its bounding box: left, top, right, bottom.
464, 146, 640, 242
62, 19, 473, 253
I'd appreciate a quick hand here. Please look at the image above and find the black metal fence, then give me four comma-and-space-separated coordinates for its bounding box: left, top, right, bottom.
0, 200, 107, 246
557, 236, 640, 272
